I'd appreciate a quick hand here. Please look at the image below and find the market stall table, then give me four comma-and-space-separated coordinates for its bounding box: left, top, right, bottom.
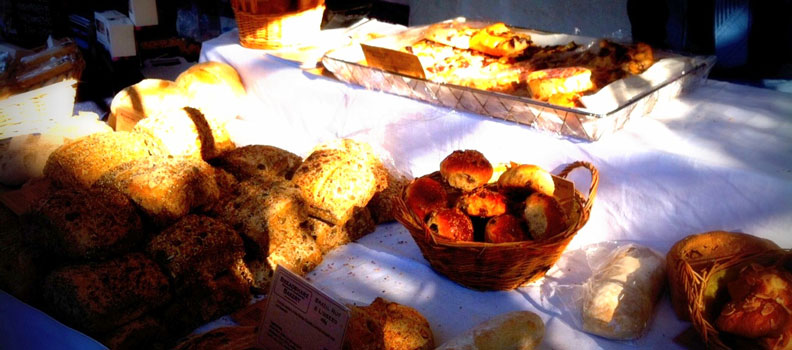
200, 28, 792, 350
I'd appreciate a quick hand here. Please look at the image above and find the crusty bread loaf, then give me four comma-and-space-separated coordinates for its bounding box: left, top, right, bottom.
215, 176, 322, 291
42, 253, 171, 334
132, 106, 235, 161
436, 311, 544, 350
213, 144, 302, 181
666, 231, 780, 321
43, 131, 162, 189
291, 138, 388, 225
344, 297, 434, 350
148, 215, 245, 281
24, 186, 145, 260
93, 156, 223, 227
309, 207, 376, 254
440, 150, 493, 192
171, 326, 257, 350
367, 169, 409, 224
108, 79, 189, 131
175, 61, 247, 124
582, 245, 666, 340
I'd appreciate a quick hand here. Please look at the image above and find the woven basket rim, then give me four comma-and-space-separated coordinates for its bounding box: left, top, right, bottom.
393, 160, 599, 290
681, 248, 792, 349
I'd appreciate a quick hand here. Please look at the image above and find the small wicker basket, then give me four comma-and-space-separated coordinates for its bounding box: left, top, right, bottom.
681, 248, 791, 349
231, 0, 326, 49
394, 161, 598, 291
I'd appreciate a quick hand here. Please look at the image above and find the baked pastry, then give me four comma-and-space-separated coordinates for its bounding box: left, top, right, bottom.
212, 144, 302, 181
367, 169, 409, 224
526, 67, 595, 106
24, 186, 144, 260
108, 78, 189, 131
456, 186, 508, 217
405, 176, 448, 221
93, 156, 223, 227
43, 131, 162, 189
522, 192, 568, 240
175, 61, 247, 124
291, 138, 387, 225
582, 245, 666, 340
484, 214, 527, 243
148, 215, 245, 282
666, 231, 780, 320
426, 208, 475, 242
435, 311, 544, 350
440, 150, 493, 192
215, 176, 322, 291
715, 264, 792, 339
131, 106, 235, 161
42, 253, 171, 334
760, 323, 792, 350
497, 163, 555, 197
309, 207, 376, 254
171, 326, 257, 350
344, 297, 434, 350
469, 23, 532, 57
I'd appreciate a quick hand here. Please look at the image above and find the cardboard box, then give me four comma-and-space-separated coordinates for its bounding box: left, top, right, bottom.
95, 10, 136, 58
129, 0, 159, 27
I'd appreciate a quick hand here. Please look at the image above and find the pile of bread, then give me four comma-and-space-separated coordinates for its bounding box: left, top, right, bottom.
0, 61, 406, 349
404, 150, 569, 244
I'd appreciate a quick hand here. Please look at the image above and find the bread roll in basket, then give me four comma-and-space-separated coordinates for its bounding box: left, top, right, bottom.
394, 161, 598, 290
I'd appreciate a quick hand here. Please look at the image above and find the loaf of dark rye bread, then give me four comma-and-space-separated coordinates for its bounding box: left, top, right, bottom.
212, 144, 302, 181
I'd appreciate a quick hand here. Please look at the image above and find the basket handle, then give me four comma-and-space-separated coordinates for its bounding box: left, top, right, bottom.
557, 161, 598, 214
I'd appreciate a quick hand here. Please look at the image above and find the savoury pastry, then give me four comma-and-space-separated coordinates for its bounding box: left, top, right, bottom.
581, 244, 666, 340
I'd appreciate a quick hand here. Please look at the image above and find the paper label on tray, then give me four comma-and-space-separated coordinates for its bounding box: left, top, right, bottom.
361, 43, 425, 79
258, 265, 349, 350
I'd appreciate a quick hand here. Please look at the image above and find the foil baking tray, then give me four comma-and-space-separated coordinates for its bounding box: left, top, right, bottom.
322, 21, 715, 141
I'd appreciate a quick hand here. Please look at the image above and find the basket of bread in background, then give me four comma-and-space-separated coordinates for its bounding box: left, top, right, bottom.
666, 231, 791, 350
231, 0, 326, 50
394, 150, 598, 290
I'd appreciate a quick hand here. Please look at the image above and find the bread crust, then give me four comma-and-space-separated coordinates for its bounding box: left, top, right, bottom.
440, 150, 493, 192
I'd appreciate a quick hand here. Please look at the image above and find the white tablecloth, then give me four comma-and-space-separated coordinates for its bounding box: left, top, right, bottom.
200, 29, 792, 349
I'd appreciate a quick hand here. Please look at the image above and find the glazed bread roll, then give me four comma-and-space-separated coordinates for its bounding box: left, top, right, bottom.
405, 176, 449, 221
456, 186, 508, 218
440, 150, 493, 192
426, 207, 475, 242
108, 79, 189, 131
497, 163, 554, 197
175, 61, 246, 123
132, 106, 235, 161
43, 131, 162, 189
435, 310, 545, 350
485, 214, 527, 243
666, 231, 780, 320
522, 192, 568, 241
715, 264, 792, 339
582, 244, 666, 340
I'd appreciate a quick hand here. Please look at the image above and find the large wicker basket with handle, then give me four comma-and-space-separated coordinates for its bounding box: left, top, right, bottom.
680, 248, 791, 349
394, 161, 598, 291
231, 0, 326, 49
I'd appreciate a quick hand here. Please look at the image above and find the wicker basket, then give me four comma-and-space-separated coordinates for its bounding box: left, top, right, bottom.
394, 161, 598, 291
681, 248, 791, 349
0, 38, 84, 139
231, 0, 326, 49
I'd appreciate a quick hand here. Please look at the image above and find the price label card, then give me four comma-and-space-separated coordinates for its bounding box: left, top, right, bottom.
258, 265, 349, 350
361, 43, 426, 79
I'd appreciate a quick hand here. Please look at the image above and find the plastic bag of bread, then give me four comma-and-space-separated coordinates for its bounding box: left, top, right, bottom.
580, 244, 666, 340
175, 61, 247, 124
435, 311, 544, 350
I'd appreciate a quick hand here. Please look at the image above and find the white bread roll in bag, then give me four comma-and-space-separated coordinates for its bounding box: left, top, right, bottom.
436, 311, 544, 350
581, 244, 666, 340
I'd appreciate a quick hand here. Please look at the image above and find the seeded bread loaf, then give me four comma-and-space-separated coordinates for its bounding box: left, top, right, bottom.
108, 79, 189, 131
24, 186, 145, 260
344, 297, 435, 350
42, 253, 171, 334
309, 207, 376, 254
213, 144, 302, 181
93, 156, 223, 227
367, 169, 409, 224
148, 215, 245, 282
291, 138, 387, 225
132, 107, 235, 161
43, 131, 162, 189
98, 315, 170, 350
0, 204, 47, 303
